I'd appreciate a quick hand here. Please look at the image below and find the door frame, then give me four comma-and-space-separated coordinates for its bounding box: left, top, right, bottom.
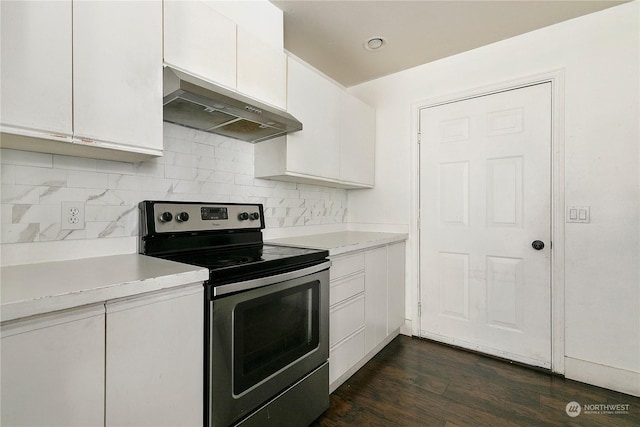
410, 70, 566, 374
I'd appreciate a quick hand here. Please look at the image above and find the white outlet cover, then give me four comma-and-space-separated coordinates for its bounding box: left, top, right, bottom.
61, 201, 85, 230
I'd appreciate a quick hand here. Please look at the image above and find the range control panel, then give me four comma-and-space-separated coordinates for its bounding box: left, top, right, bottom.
149, 202, 264, 233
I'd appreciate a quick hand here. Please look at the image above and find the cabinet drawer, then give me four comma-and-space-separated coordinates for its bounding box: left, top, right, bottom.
329, 328, 365, 385
330, 273, 364, 306
329, 294, 365, 347
330, 252, 365, 281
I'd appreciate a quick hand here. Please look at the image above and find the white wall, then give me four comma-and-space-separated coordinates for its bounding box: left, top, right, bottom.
348, 1, 639, 395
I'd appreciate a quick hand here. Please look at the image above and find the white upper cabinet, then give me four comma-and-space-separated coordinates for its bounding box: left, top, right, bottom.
237, 27, 287, 109
286, 57, 341, 179
163, 0, 287, 109
163, 0, 236, 89
73, 1, 163, 155
0, 0, 73, 141
340, 92, 375, 186
255, 57, 376, 189
0, 0, 163, 161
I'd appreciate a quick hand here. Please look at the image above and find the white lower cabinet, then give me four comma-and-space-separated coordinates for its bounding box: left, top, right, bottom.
330, 293, 365, 347
1, 305, 105, 427
0, 283, 203, 427
328, 241, 406, 392
106, 285, 203, 426
329, 329, 365, 389
328, 253, 366, 391
387, 242, 406, 333
364, 247, 388, 354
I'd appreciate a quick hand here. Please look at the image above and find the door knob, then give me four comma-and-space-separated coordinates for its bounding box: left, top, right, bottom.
532, 240, 545, 250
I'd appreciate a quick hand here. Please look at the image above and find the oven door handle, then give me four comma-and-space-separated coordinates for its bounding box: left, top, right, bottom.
213, 260, 331, 297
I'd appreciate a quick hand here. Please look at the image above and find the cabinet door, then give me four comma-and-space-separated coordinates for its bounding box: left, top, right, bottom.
0, 0, 72, 139
105, 285, 203, 427
329, 329, 365, 388
387, 242, 406, 333
1, 305, 105, 427
286, 57, 341, 179
164, 0, 236, 89
73, 0, 162, 154
364, 246, 388, 354
340, 92, 375, 186
330, 294, 365, 347
237, 27, 287, 109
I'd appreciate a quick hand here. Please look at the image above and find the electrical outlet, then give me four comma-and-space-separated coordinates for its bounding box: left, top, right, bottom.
61, 201, 85, 230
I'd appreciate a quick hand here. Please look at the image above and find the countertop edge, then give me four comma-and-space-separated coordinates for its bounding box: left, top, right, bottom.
1, 255, 209, 323
266, 231, 408, 256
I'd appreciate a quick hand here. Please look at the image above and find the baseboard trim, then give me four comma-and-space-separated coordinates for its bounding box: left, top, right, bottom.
400, 319, 412, 336
564, 356, 640, 397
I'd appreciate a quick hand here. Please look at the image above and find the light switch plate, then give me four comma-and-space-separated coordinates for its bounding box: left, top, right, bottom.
567, 206, 590, 223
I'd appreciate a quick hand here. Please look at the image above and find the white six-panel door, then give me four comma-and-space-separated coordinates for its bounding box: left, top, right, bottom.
419, 83, 552, 368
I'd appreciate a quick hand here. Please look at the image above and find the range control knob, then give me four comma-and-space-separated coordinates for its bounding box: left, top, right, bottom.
159, 212, 173, 223
238, 212, 249, 221
249, 212, 260, 221
176, 212, 190, 223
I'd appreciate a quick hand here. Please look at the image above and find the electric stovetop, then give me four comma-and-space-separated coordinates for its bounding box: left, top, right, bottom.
160, 244, 329, 285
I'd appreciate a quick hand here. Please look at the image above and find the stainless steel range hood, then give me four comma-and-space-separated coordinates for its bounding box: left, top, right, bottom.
163, 67, 302, 143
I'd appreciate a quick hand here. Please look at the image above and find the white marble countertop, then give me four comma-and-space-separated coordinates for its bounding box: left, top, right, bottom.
266, 231, 408, 256
0, 254, 208, 323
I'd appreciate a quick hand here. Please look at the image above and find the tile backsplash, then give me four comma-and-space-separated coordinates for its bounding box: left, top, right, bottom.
1, 123, 347, 245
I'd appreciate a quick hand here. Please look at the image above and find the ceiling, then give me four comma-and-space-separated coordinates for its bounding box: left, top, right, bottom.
270, 0, 628, 87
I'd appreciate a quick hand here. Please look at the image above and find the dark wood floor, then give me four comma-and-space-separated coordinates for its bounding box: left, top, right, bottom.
312, 335, 640, 426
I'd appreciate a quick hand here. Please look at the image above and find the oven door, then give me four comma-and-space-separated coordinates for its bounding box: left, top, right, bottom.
209, 263, 329, 426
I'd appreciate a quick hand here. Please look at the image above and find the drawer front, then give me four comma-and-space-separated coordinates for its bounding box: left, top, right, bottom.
330, 252, 365, 281
330, 273, 365, 306
329, 295, 365, 347
329, 328, 365, 385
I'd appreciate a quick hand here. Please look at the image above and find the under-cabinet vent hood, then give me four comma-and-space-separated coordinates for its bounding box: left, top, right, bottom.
163, 67, 302, 143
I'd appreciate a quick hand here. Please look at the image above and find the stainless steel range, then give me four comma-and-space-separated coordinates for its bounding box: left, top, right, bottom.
139, 201, 330, 427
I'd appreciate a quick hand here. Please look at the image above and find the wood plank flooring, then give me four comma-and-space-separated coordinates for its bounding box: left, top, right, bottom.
312, 335, 640, 426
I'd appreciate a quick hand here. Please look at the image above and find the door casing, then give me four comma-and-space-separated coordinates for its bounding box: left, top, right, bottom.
410, 70, 565, 373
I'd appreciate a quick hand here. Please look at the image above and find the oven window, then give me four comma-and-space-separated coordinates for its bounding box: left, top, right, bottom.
233, 281, 320, 395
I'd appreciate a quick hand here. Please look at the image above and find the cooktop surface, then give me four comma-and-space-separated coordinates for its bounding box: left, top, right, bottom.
160, 244, 329, 284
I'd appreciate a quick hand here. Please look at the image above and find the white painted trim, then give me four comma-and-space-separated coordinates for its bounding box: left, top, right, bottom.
410, 101, 422, 339
400, 319, 412, 336
411, 69, 566, 374
565, 357, 640, 397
